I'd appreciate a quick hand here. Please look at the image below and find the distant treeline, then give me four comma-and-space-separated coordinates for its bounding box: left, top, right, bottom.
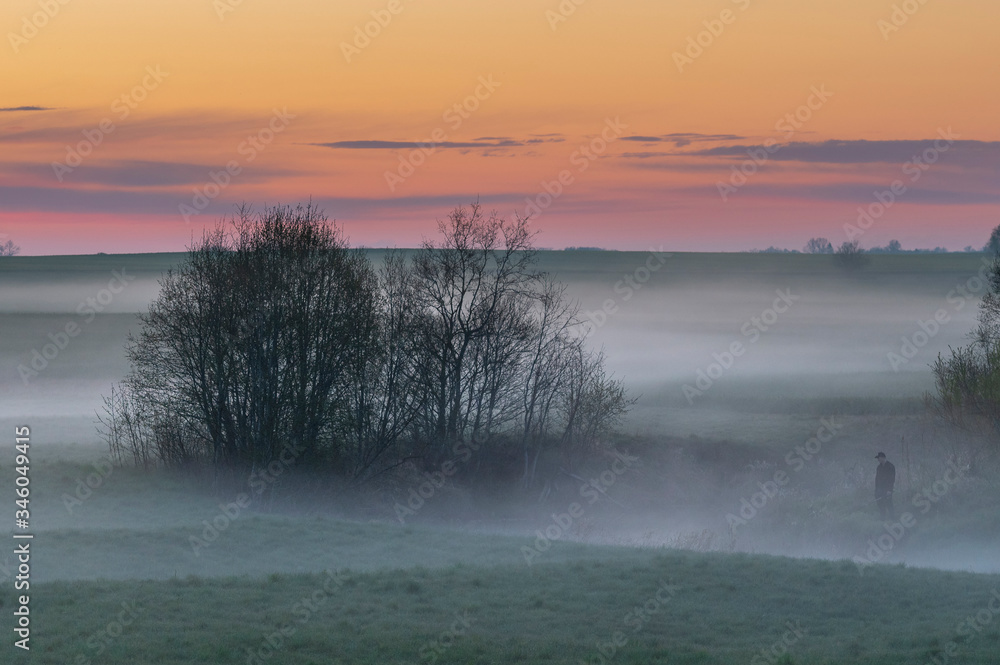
753, 237, 966, 254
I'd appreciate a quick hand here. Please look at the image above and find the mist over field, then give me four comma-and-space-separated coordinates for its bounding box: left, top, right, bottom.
3, 251, 997, 570
4, 249, 1000, 664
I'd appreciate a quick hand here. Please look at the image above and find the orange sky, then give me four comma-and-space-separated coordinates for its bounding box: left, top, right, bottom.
2, 0, 999, 254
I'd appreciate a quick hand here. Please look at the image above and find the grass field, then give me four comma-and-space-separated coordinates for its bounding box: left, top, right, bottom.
9, 522, 1000, 664
3, 251, 1000, 662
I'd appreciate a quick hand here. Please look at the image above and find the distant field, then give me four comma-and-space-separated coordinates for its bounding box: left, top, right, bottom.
2, 250, 991, 413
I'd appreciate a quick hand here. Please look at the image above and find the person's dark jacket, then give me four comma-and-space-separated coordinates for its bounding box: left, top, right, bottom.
875, 461, 896, 497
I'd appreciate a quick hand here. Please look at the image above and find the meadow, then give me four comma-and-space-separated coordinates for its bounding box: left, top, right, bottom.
2, 250, 1000, 663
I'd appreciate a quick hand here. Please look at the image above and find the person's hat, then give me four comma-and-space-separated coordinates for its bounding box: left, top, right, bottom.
875, 452, 886, 459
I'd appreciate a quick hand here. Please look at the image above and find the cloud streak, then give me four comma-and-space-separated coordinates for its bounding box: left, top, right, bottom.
621, 132, 745, 147
311, 136, 565, 150
684, 138, 1000, 165
0, 106, 54, 112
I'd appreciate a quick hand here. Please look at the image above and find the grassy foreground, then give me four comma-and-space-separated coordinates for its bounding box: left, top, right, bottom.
5, 528, 1000, 664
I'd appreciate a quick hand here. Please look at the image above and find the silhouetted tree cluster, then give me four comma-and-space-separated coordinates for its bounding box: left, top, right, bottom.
0, 239, 20, 256
752, 246, 800, 254
866, 239, 903, 254
101, 203, 631, 486
867, 240, 948, 254
834, 240, 869, 270
803, 237, 833, 254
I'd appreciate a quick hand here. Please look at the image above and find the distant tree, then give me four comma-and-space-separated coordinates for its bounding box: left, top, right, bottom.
985, 225, 1000, 256
965, 246, 977, 253
834, 240, 869, 270
868, 239, 904, 254
0, 239, 20, 256
755, 246, 799, 254
928, 256, 1000, 469
803, 237, 833, 254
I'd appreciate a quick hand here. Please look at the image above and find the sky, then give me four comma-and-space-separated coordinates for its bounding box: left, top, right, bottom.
2, 0, 999, 255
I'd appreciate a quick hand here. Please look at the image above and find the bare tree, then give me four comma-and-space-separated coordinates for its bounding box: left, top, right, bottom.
803, 237, 833, 254
341, 251, 426, 481
409, 204, 634, 483
410, 202, 542, 454
101, 204, 382, 476
834, 240, 869, 270
0, 238, 20, 256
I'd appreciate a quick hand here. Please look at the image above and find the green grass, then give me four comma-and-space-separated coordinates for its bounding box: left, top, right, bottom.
7, 536, 1000, 664
4, 455, 999, 663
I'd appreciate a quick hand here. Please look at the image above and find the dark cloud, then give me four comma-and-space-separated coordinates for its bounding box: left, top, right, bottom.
680, 181, 1000, 206
686, 138, 1000, 166
312, 135, 566, 151
621, 133, 745, 147
315, 139, 522, 150
0, 106, 55, 112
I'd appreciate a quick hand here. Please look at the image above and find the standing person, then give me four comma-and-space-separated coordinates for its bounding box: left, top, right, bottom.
875, 452, 896, 520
